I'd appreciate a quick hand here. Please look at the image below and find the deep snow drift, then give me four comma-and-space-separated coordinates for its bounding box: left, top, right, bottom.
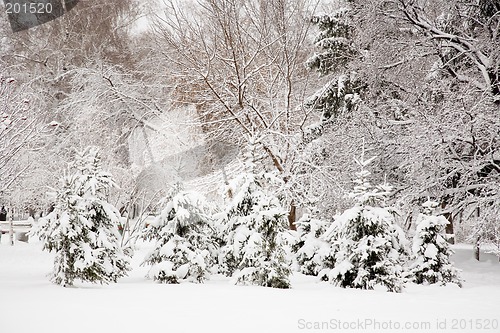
1, 237, 499, 333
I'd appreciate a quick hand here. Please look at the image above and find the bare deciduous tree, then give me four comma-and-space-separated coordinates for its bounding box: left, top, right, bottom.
0, 72, 53, 196
150, 0, 322, 228
386, 0, 499, 102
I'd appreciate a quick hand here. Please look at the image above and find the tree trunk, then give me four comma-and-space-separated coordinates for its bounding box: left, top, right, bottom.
474, 237, 480, 261
288, 200, 297, 231
444, 214, 455, 244
440, 199, 455, 244
441, 207, 455, 245
488, 69, 499, 103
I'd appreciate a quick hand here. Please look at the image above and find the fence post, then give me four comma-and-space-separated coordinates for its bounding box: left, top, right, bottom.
9, 209, 14, 246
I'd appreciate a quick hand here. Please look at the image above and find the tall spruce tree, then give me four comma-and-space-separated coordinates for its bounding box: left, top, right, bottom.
217, 138, 292, 288
34, 147, 130, 286
304, 6, 361, 142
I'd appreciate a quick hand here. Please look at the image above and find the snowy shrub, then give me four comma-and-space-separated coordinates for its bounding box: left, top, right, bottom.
34, 147, 130, 287
293, 213, 331, 276
320, 154, 408, 292
217, 169, 292, 289
409, 200, 463, 287
143, 190, 217, 284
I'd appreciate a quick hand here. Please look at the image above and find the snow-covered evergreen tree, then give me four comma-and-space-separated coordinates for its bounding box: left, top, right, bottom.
35, 175, 86, 286
409, 200, 463, 287
217, 138, 292, 288
293, 212, 331, 276
320, 152, 408, 292
306, 8, 356, 76
34, 147, 130, 286
304, 6, 361, 143
143, 188, 217, 283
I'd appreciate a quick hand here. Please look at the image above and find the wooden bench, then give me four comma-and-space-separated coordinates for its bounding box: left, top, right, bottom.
0, 220, 32, 243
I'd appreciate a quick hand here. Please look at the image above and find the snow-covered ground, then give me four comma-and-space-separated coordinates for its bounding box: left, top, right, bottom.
1, 237, 499, 333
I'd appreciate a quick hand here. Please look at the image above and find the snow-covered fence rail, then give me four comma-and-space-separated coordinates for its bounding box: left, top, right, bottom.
185, 159, 244, 198
0, 220, 32, 244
